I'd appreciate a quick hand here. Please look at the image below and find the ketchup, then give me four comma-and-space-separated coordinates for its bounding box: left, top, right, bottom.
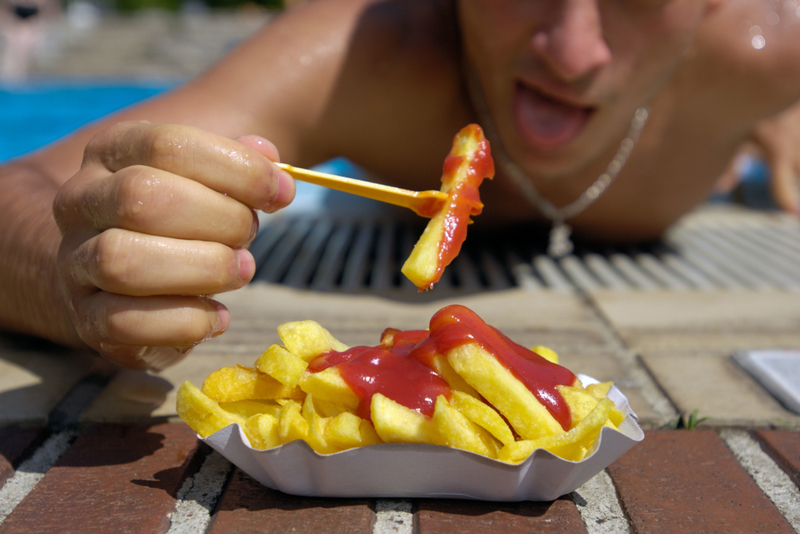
309, 334, 451, 420
307, 305, 575, 430
420, 125, 495, 290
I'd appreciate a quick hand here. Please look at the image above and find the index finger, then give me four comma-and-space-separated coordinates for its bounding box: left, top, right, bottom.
84, 121, 294, 212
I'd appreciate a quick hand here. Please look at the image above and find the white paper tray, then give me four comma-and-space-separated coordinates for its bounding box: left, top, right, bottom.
201, 375, 644, 501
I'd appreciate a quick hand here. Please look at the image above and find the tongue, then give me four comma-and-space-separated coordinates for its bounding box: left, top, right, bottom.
515, 85, 590, 149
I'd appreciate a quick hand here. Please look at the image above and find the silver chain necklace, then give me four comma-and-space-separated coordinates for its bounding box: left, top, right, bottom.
469, 77, 649, 257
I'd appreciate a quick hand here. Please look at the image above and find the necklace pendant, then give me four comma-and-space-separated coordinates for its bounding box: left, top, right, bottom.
548, 222, 573, 258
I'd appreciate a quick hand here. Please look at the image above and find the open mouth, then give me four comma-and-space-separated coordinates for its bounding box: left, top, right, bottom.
513, 82, 594, 151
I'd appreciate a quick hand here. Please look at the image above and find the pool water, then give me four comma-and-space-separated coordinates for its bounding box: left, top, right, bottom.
0, 82, 173, 162
0, 81, 368, 213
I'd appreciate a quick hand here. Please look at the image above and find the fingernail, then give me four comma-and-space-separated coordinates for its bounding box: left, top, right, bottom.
212, 301, 230, 336
264, 169, 295, 213
236, 134, 266, 147
236, 248, 255, 284
248, 210, 259, 243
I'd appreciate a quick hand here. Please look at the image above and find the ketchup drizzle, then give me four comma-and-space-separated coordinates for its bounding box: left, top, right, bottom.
307, 305, 575, 430
423, 125, 494, 290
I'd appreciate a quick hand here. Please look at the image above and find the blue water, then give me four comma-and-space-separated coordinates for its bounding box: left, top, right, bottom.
0, 81, 368, 213
0, 82, 173, 161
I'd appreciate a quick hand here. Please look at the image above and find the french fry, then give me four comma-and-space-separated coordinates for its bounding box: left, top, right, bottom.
255, 344, 309, 389
277, 320, 349, 361
300, 394, 338, 454
299, 367, 360, 410
557, 385, 601, 427
433, 395, 497, 458
371, 393, 444, 445
608, 407, 626, 428
532, 345, 559, 364
582, 382, 626, 427
202, 365, 296, 402
244, 413, 281, 450
278, 400, 308, 443
498, 398, 613, 463
313, 398, 355, 418
176, 381, 247, 438
449, 390, 515, 446
307, 413, 337, 454
447, 343, 564, 440
586, 382, 613, 399
219, 399, 282, 419
401, 124, 494, 289
324, 411, 362, 449
427, 354, 480, 398
325, 412, 383, 450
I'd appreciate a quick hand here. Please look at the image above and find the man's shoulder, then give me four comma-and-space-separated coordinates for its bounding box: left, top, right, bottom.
348, 0, 459, 72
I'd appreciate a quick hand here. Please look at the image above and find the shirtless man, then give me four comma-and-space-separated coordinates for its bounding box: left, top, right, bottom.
0, 0, 798, 369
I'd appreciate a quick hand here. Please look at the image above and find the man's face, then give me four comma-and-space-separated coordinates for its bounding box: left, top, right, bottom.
458, 0, 712, 178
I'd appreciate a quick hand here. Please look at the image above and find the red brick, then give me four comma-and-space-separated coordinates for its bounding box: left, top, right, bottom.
0, 428, 46, 486
0, 423, 202, 534
754, 429, 800, 487
208, 469, 374, 534
606, 430, 793, 534
417, 497, 586, 533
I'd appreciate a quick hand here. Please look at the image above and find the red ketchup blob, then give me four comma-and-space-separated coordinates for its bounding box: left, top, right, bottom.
307, 305, 576, 430
309, 331, 449, 420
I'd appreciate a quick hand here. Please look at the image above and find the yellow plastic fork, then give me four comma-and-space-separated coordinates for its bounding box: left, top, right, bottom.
276, 163, 447, 218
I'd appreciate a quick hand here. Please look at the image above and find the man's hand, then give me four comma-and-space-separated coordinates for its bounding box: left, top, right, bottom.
52, 122, 294, 370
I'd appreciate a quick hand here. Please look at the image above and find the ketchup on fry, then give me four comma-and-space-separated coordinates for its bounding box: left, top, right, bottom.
402, 124, 495, 291
307, 305, 576, 430
431, 134, 494, 286
308, 332, 450, 420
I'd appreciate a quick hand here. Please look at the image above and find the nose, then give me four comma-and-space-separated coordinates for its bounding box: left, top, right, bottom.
531, 0, 612, 82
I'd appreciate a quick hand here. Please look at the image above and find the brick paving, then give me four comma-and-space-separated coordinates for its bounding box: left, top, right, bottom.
417, 498, 586, 533
755, 430, 800, 487
0, 426, 798, 532
0, 424, 202, 534
0, 428, 45, 486
209, 469, 374, 534
606, 430, 795, 534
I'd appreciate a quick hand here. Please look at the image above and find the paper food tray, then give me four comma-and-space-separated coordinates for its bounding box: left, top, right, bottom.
201, 374, 644, 501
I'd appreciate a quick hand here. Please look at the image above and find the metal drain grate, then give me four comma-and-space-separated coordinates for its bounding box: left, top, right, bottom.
250, 207, 800, 297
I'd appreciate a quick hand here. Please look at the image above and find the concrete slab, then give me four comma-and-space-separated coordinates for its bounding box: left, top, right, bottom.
33, 12, 271, 80
199, 283, 619, 353
80, 351, 245, 423
640, 352, 800, 427
590, 290, 800, 353
214, 283, 608, 329
0, 344, 101, 426
81, 284, 645, 423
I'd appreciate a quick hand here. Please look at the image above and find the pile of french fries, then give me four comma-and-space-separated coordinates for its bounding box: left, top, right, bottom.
177, 316, 627, 464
